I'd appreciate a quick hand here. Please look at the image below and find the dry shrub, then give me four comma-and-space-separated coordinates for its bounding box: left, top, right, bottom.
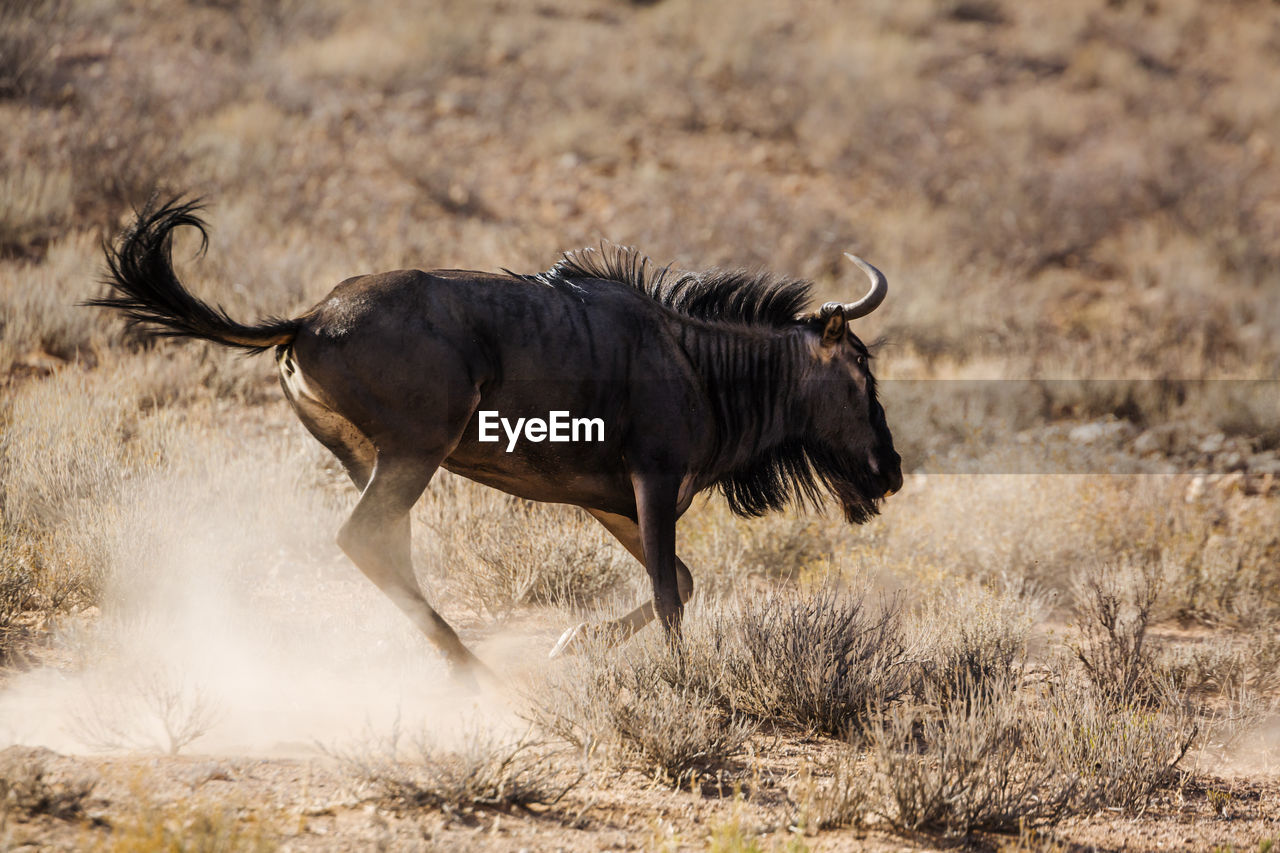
1036, 670, 1197, 811
533, 583, 915, 745
947, 136, 1160, 277
1160, 492, 1280, 627
341, 724, 579, 814
865, 676, 1078, 838
69, 668, 223, 756
0, 553, 42, 664
525, 627, 753, 783
1070, 562, 1160, 701
1157, 632, 1280, 699
0, 367, 141, 638
863, 650, 1200, 836
1157, 639, 1243, 697
721, 585, 911, 737
1, 368, 127, 527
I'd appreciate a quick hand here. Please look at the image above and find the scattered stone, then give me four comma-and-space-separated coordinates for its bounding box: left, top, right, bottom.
1221, 452, 1245, 471
1133, 429, 1163, 455
1249, 454, 1280, 477
1070, 419, 1132, 444
1198, 433, 1226, 454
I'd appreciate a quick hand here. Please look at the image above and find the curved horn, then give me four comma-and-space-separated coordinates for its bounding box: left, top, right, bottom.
842, 253, 888, 319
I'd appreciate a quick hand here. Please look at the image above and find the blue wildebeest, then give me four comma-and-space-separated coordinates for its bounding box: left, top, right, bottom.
93, 198, 902, 680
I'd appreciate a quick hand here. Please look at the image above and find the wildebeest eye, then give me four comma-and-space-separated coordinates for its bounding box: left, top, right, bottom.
856, 355, 866, 367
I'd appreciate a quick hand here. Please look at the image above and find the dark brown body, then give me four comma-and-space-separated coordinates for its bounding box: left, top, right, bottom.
283, 269, 714, 518
95, 199, 902, 677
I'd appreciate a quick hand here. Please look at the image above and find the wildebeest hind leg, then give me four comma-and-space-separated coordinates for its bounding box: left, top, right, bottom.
286, 393, 375, 490
337, 453, 491, 681
548, 508, 693, 658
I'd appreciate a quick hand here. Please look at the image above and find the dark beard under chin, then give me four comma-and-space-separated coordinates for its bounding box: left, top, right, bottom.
806, 444, 885, 526
839, 493, 881, 524
716, 437, 887, 521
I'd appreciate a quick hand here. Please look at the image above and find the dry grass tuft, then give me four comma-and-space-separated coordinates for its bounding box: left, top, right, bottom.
0, 746, 96, 822
420, 487, 631, 618
340, 723, 580, 814
705, 808, 810, 852
912, 581, 1044, 707
92, 792, 278, 853
788, 751, 867, 833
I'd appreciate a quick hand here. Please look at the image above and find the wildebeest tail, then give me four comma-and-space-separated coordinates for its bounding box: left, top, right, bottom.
89, 196, 298, 353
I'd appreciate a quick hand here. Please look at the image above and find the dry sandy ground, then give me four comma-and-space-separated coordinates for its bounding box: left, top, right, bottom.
2, 739, 1278, 851
1, 600, 1278, 853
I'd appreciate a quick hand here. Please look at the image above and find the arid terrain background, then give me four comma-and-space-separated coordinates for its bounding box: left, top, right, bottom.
2, 0, 1279, 850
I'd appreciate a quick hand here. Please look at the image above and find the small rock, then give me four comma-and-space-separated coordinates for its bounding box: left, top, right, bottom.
1198, 432, 1226, 454
1070, 420, 1129, 444
1133, 429, 1162, 455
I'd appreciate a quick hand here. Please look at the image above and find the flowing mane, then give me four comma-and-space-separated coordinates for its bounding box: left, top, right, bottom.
521, 244, 814, 328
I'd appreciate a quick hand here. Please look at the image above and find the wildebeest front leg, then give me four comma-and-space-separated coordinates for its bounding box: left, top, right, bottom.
635, 471, 683, 646
337, 454, 491, 681
549, 509, 694, 658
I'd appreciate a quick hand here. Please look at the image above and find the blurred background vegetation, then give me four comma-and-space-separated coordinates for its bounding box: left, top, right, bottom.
3, 0, 1277, 380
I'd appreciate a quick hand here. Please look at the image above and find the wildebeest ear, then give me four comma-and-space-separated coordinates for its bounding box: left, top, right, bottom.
819, 301, 846, 347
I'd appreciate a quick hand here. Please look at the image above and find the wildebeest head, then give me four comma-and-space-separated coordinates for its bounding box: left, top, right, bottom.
703, 254, 902, 525
788, 257, 902, 523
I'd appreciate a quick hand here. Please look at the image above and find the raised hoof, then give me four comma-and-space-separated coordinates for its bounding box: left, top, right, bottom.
549, 622, 590, 659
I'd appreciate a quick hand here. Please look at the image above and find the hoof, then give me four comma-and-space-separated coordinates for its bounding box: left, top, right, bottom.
448, 654, 500, 694
549, 622, 589, 659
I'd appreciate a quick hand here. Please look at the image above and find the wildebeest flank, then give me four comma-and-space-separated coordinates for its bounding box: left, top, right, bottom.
92, 198, 902, 679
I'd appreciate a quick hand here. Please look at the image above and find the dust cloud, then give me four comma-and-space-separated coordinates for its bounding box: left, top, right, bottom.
0, 441, 530, 759
1207, 714, 1280, 780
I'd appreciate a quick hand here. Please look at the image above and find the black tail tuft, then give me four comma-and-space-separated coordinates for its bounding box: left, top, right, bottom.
89, 196, 298, 353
